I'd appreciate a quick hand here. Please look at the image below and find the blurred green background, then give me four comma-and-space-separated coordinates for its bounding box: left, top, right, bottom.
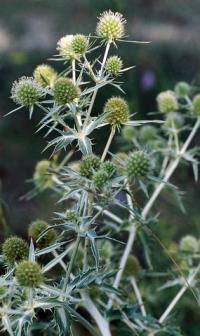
0, 0, 200, 334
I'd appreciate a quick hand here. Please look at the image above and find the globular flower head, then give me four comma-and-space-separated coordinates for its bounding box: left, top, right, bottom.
33, 160, 54, 190
28, 219, 57, 249
122, 125, 137, 141
193, 94, 200, 116
57, 35, 76, 60
175, 81, 190, 98
140, 125, 157, 142
104, 97, 129, 126
2, 236, 28, 266
16, 261, 44, 288
165, 112, 183, 129
157, 90, 178, 113
92, 169, 108, 189
96, 10, 126, 41
65, 210, 78, 223
124, 255, 141, 278
53, 77, 80, 105
179, 235, 199, 254
100, 161, 117, 178
33, 64, 57, 88
11, 77, 42, 107
106, 55, 123, 76
99, 240, 113, 261
79, 155, 101, 179
126, 150, 150, 179
71, 34, 89, 55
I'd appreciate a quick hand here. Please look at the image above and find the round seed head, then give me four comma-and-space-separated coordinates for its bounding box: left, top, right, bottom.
11, 76, 42, 107
96, 10, 126, 41
140, 125, 157, 142
175, 81, 190, 98
106, 55, 122, 76
124, 255, 141, 278
104, 97, 129, 126
122, 125, 137, 141
157, 90, 178, 113
92, 169, 108, 189
53, 77, 80, 105
33, 160, 53, 190
79, 155, 101, 178
71, 34, 88, 55
179, 235, 199, 254
2, 236, 28, 266
100, 161, 117, 178
16, 261, 44, 288
165, 112, 183, 129
28, 219, 57, 249
33, 64, 57, 88
126, 150, 150, 179
57, 35, 76, 60
193, 94, 200, 116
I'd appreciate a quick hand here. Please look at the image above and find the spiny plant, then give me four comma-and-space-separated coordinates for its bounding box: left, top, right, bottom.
1, 10, 200, 336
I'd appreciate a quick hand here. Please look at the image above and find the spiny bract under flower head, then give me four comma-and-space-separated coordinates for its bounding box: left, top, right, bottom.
65, 210, 78, 223
96, 10, 126, 41
53, 77, 80, 105
28, 219, 57, 249
16, 261, 44, 288
79, 154, 101, 179
92, 169, 108, 189
157, 90, 178, 113
33, 159, 54, 190
11, 77, 42, 107
193, 94, 200, 116
126, 150, 150, 179
104, 96, 129, 126
175, 81, 190, 98
71, 34, 89, 55
179, 235, 199, 254
57, 35, 76, 60
106, 55, 123, 76
2, 236, 28, 266
33, 64, 57, 88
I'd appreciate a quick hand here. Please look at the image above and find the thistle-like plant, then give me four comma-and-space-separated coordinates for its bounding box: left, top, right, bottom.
1, 10, 200, 336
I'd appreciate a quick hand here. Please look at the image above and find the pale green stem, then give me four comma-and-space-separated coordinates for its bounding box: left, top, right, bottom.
83, 42, 110, 127
101, 126, 116, 162
62, 235, 81, 296
130, 276, 146, 317
72, 59, 76, 83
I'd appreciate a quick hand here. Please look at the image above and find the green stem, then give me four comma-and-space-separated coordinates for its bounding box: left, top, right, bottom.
62, 235, 81, 295
101, 126, 116, 162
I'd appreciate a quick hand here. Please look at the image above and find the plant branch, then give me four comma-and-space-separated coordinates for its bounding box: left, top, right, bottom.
101, 126, 116, 162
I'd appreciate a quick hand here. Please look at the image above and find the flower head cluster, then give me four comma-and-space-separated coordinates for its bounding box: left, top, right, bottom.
33, 64, 57, 88
28, 219, 57, 249
79, 155, 100, 178
57, 34, 88, 60
2, 236, 28, 265
96, 10, 126, 41
16, 261, 44, 288
11, 77, 42, 107
179, 235, 199, 254
126, 150, 150, 179
104, 97, 129, 126
175, 81, 190, 98
53, 77, 80, 105
157, 90, 178, 113
106, 56, 123, 76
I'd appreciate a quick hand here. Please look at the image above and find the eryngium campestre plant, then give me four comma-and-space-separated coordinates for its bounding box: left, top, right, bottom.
2, 9, 200, 336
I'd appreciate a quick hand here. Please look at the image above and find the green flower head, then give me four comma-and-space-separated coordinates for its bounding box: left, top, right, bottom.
53, 77, 80, 105
11, 77, 42, 107
2, 236, 28, 266
126, 150, 150, 179
157, 90, 178, 113
33, 64, 57, 88
106, 55, 123, 76
104, 97, 129, 126
96, 10, 126, 41
28, 219, 57, 249
16, 261, 44, 288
